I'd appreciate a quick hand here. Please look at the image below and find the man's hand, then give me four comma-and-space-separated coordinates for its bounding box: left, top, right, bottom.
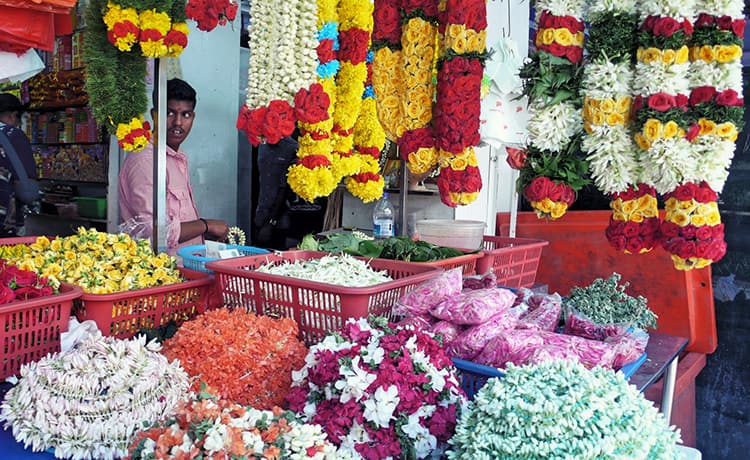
205, 219, 229, 242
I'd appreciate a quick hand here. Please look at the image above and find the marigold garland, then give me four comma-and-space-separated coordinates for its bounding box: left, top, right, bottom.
433, 0, 487, 207
517, 0, 587, 218
161, 308, 308, 409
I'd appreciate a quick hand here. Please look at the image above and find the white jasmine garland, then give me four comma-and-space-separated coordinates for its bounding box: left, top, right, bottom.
584, 127, 640, 193
640, 137, 699, 194
691, 130, 736, 193
528, 101, 583, 152
689, 60, 743, 94
588, 0, 637, 15
581, 62, 633, 99
632, 62, 692, 97
534, 0, 586, 19
695, 0, 744, 17
0, 334, 189, 460
637, 0, 695, 21
447, 360, 682, 459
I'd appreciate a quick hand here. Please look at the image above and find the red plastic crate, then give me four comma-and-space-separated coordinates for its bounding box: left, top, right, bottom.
475, 236, 549, 288
73, 268, 214, 339
407, 251, 483, 276
205, 250, 443, 345
0, 282, 83, 379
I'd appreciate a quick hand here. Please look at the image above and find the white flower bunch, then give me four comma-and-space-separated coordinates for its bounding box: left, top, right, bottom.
0, 334, 189, 460
528, 101, 583, 153
447, 360, 682, 459
692, 134, 735, 193
581, 61, 634, 99
637, 0, 696, 22
633, 61, 691, 97
584, 127, 639, 193
640, 137, 699, 194
588, 0, 637, 15
689, 60, 743, 94
695, 0, 744, 18
535, 0, 586, 19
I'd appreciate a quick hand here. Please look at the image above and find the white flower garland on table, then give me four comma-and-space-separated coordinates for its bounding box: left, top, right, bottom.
447, 360, 682, 459
0, 334, 189, 460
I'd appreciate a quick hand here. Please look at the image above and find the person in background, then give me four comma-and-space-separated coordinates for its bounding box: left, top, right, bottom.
0, 93, 38, 237
118, 78, 228, 253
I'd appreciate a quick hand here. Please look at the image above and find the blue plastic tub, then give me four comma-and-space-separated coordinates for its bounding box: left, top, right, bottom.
452, 351, 648, 400
177, 244, 269, 273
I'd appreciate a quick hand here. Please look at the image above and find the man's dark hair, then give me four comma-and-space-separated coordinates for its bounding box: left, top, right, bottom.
152, 78, 196, 108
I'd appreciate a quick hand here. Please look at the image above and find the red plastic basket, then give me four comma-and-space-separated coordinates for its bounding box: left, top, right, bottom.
0, 282, 83, 379
206, 250, 443, 345
405, 251, 483, 276
475, 236, 549, 288
73, 268, 214, 339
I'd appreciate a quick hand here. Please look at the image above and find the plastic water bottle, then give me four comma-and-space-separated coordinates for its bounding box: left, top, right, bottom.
372, 192, 395, 239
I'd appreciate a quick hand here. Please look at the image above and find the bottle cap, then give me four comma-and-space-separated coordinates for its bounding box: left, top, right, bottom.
383, 192, 389, 198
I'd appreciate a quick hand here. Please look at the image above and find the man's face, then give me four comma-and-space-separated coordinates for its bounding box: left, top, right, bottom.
162, 100, 195, 150
0, 111, 21, 128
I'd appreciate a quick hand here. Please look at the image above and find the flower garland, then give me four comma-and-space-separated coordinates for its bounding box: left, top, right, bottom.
185, 0, 238, 32
329, 0, 371, 182
605, 184, 662, 254
661, 182, 726, 269
84, 0, 188, 152
0, 260, 56, 304
0, 334, 189, 459
517, 0, 587, 219
433, 0, 487, 207
127, 391, 339, 459
237, 0, 318, 145
446, 360, 681, 458
398, 0, 439, 176
286, 316, 467, 459
162, 308, 308, 409
372, 0, 407, 141
288, 0, 339, 203
345, 50, 388, 203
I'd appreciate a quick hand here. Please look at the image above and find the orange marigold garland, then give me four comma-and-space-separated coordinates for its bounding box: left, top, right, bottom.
372, 0, 407, 141
161, 308, 307, 409
433, 0, 486, 207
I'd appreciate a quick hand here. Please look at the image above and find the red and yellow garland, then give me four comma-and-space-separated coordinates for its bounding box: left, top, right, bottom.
434, 0, 486, 207
372, 0, 407, 141
605, 184, 661, 254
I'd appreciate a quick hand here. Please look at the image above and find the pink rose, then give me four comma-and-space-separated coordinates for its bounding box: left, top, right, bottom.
648, 92, 676, 112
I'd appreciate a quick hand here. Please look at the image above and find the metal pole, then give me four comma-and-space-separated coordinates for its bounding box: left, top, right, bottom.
152, 58, 168, 253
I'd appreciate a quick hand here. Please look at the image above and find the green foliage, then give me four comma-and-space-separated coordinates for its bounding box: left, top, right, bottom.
634, 107, 693, 130
352, 236, 465, 261
566, 272, 658, 329
586, 12, 638, 63
517, 134, 590, 192
637, 30, 690, 50
519, 51, 584, 106
691, 27, 743, 47
690, 102, 744, 128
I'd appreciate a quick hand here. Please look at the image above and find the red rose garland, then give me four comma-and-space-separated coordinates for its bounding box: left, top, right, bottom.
660, 182, 726, 270
433, 0, 486, 207
523, 176, 576, 220
605, 185, 661, 254
535, 10, 584, 64
185, 0, 238, 32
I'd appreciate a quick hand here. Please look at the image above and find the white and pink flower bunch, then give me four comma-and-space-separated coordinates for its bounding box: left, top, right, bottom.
286, 316, 467, 460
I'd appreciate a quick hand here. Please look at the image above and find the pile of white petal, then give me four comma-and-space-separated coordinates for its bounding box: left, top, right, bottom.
0, 333, 189, 460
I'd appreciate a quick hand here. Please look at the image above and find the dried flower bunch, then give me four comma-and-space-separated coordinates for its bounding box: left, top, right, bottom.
565, 272, 657, 329
447, 360, 682, 459
0, 334, 189, 459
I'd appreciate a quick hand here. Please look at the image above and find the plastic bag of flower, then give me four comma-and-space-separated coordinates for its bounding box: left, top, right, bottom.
563, 302, 632, 340
126, 389, 339, 459
605, 328, 650, 369
429, 320, 465, 346
446, 305, 527, 360
515, 291, 563, 331
431, 287, 516, 325
394, 267, 463, 317
285, 316, 468, 459
161, 308, 307, 409
0, 333, 189, 459
447, 360, 681, 459
475, 329, 617, 370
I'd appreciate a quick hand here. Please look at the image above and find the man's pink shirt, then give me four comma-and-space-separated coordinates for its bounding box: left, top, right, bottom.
118, 143, 203, 251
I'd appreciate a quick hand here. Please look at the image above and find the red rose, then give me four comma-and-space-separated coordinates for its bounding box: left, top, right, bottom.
685, 123, 701, 141
689, 86, 717, 106
608, 234, 627, 251
464, 167, 483, 193
524, 176, 552, 202
671, 183, 697, 201
505, 147, 527, 170
694, 13, 714, 28
660, 221, 680, 239
547, 182, 564, 201
373, 1, 400, 43
680, 224, 697, 239
640, 217, 661, 236
647, 92, 676, 112
560, 185, 576, 205
652, 17, 681, 37
317, 39, 336, 63
677, 240, 696, 259
695, 225, 713, 241
707, 240, 727, 260
606, 219, 625, 237
626, 237, 646, 253
674, 93, 689, 109
300, 154, 331, 169
732, 19, 745, 38
339, 29, 370, 64
267, 100, 296, 138
695, 240, 711, 258
641, 16, 657, 32
399, 127, 435, 156
11, 267, 37, 287
0, 285, 14, 304
564, 45, 583, 63
545, 42, 567, 59
682, 19, 693, 36
711, 223, 725, 238
295, 84, 330, 124
695, 183, 718, 203
716, 15, 733, 31
716, 89, 742, 107
462, 0, 487, 31
622, 221, 640, 238
632, 95, 644, 113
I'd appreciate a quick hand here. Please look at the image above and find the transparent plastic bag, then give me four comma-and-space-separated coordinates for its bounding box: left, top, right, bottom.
605, 328, 650, 369
119, 215, 179, 246
446, 305, 527, 360
431, 287, 516, 325
516, 292, 562, 332
394, 314, 436, 330
563, 302, 631, 341
393, 268, 463, 317
429, 321, 464, 347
